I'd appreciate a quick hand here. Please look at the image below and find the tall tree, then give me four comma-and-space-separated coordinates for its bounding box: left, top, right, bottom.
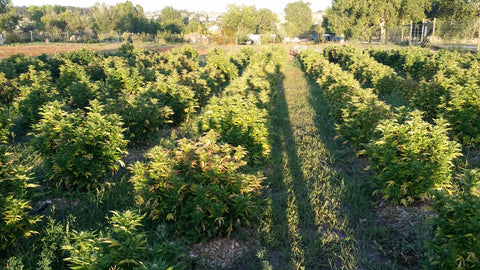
92, 3, 116, 34
399, 0, 433, 22
325, 0, 402, 43
220, 5, 257, 44
0, 0, 19, 33
255, 8, 278, 34
368, 0, 402, 43
160, 6, 185, 34
283, 1, 313, 37
429, 0, 480, 49
429, 0, 480, 20
28, 5, 46, 30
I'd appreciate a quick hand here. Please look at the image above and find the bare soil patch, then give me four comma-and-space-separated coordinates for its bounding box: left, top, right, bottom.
0, 43, 125, 59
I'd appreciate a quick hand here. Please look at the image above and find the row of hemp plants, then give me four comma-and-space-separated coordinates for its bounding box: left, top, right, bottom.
300, 48, 480, 269
130, 45, 287, 243
369, 47, 480, 146
0, 45, 246, 269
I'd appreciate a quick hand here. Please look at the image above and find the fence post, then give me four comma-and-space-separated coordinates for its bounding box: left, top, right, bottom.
409, 21, 413, 46
432, 18, 436, 38
401, 20, 404, 42
477, 17, 480, 51
421, 18, 426, 43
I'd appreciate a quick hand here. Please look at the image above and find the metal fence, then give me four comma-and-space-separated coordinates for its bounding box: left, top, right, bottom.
389, 18, 480, 51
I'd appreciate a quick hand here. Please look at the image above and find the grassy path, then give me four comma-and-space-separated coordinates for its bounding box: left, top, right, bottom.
252, 58, 389, 269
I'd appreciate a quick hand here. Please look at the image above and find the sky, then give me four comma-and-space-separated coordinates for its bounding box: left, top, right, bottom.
12, 0, 332, 13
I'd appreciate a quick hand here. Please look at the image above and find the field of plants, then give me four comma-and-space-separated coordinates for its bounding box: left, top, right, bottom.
0, 42, 479, 269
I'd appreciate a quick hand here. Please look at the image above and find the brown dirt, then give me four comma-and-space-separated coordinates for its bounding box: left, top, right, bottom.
0, 43, 125, 59
0, 43, 214, 59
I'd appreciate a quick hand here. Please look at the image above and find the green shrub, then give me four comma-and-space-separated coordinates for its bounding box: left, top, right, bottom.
107, 84, 174, 143
17, 68, 58, 126
365, 110, 461, 205
150, 76, 197, 125
0, 107, 41, 251
63, 210, 183, 270
31, 100, 128, 190
427, 169, 480, 269
0, 72, 20, 105
206, 49, 239, 81
0, 53, 40, 79
56, 61, 101, 110
103, 57, 145, 97
199, 94, 270, 162
439, 80, 480, 146
130, 131, 264, 242
57, 47, 104, 66
336, 87, 392, 148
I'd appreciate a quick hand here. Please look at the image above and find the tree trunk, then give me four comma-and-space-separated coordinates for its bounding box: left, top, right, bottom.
477, 17, 480, 52
380, 17, 387, 44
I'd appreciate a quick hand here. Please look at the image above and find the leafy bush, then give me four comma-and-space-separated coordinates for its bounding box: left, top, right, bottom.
130, 131, 264, 241
439, 79, 480, 146
31, 100, 128, 190
427, 169, 480, 269
0, 72, 20, 105
199, 94, 270, 162
336, 87, 392, 148
0, 53, 40, 79
56, 61, 101, 110
107, 83, 174, 143
63, 210, 184, 270
365, 110, 461, 205
206, 49, 239, 82
0, 107, 41, 251
17, 68, 58, 126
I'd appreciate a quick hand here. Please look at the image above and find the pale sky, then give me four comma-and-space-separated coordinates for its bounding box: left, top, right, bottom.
12, 0, 331, 13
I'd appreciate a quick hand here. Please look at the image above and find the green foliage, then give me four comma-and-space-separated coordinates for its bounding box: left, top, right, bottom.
102, 56, 145, 97
0, 72, 20, 105
365, 110, 461, 205
336, 87, 392, 148
0, 108, 41, 251
56, 61, 101, 110
299, 48, 392, 148
63, 210, 183, 270
326, 46, 405, 95
199, 94, 270, 162
35, 216, 74, 270
427, 169, 480, 269
17, 67, 58, 127
107, 81, 174, 143
283, 1, 313, 37
439, 76, 480, 146
205, 49, 239, 81
130, 131, 263, 242
0, 54, 39, 79
31, 100, 128, 190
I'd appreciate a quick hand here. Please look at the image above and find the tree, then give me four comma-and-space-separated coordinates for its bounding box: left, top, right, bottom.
255, 8, 278, 34
283, 1, 313, 37
28, 5, 45, 31
325, 0, 402, 43
368, 0, 402, 44
92, 3, 116, 34
160, 6, 185, 34
220, 5, 257, 44
429, 0, 480, 20
429, 0, 480, 50
399, 0, 433, 22
0, 0, 19, 33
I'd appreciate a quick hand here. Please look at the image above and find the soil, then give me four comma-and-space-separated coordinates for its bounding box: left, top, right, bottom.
0, 43, 211, 59
0, 43, 125, 59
